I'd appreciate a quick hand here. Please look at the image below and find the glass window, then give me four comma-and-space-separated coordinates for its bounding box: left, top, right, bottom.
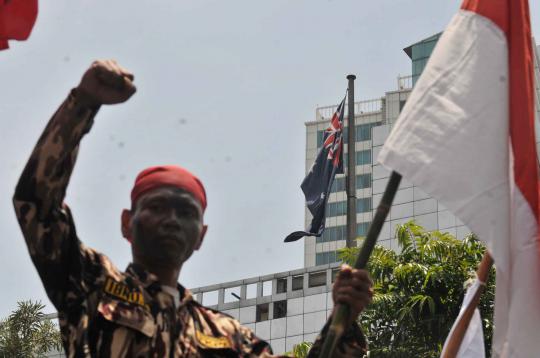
262, 280, 272, 296
327, 199, 371, 216
273, 300, 287, 319
357, 173, 372, 189
331, 268, 340, 283
246, 283, 257, 299
202, 290, 219, 306
292, 275, 303, 291
411, 43, 422, 59
317, 225, 346, 244
315, 252, 328, 265
328, 251, 336, 263
325, 228, 333, 242
256, 303, 269, 322
332, 174, 372, 192
413, 60, 422, 76
337, 226, 344, 241
318, 223, 373, 244
357, 198, 372, 213
357, 222, 371, 236
224, 286, 241, 303
330, 177, 346, 193
308, 271, 327, 287
317, 130, 325, 148
356, 122, 381, 141
356, 150, 371, 166
276, 278, 287, 294
327, 201, 347, 217
356, 124, 371, 141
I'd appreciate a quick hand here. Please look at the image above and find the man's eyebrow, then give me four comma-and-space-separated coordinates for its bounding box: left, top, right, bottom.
141, 195, 167, 204
172, 197, 199, 208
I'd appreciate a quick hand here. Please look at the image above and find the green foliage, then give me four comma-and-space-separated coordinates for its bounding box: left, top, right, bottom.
339, 221, 495, 358
0, 301, 62, 358
286, 341, 313, 357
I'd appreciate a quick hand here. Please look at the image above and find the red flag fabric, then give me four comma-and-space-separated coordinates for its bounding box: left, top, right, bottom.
0, 0, 38, 50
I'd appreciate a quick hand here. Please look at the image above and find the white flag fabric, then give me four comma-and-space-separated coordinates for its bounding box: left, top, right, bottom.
440, 279, 485, 358
378, 0, 540, 357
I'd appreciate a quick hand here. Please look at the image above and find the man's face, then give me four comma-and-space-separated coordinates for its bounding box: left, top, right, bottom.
128, 187, 205, 269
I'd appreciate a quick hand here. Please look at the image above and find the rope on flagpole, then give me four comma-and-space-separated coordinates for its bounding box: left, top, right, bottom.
318, 171, 402, 358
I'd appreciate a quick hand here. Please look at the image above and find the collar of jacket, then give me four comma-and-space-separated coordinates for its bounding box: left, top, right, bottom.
125, 263, 194, 308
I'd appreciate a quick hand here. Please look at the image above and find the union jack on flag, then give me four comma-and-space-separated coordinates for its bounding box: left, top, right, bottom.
284, 94, 346, 242
323, 99, 345, 168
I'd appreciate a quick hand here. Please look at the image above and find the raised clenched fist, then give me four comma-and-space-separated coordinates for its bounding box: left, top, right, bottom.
75, 59, 136, 107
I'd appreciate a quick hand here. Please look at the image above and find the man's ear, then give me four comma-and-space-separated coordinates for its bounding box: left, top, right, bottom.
194, 225, 207, 251
121, 209, 133, 242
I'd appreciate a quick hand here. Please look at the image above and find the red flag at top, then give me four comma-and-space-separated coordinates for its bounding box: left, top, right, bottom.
0, 0, 38, 50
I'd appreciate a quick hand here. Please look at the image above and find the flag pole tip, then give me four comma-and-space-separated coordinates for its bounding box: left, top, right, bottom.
346, 74, 356, 80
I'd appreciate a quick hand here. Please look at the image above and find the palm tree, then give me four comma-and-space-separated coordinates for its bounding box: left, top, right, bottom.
339, 221, 495, 358
0, 300, 62, 358
286, 341, 313, 357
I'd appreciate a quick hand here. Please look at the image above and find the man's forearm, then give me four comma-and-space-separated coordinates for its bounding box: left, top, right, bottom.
13, 89, 99, 266
14, 90, 99, 206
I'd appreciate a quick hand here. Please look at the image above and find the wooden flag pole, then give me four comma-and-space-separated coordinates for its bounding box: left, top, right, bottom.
442, 252, 494, 358
318, 171, 402, 358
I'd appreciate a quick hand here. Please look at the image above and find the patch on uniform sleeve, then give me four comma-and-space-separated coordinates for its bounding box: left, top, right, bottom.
103, 277, 149, 310
195, 330, 232, 349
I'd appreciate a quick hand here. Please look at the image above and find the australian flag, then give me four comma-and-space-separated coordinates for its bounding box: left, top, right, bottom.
285, 95, 346, 242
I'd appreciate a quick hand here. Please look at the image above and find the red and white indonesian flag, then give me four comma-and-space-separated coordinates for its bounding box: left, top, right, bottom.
378, 0, 540, 356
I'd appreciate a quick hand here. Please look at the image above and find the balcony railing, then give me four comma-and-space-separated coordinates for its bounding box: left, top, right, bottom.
316, 98, 383, 121
315, 74, 413, 122
397, 74, 413, 90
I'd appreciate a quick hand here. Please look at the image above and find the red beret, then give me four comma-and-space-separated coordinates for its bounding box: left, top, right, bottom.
131, 165, 207, 211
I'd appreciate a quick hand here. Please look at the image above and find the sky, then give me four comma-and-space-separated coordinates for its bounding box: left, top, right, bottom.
1, 0, 539, 318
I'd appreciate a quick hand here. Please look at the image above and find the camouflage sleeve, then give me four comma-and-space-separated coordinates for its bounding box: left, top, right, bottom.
306, 320, 368, 358
12, 89, 101, 311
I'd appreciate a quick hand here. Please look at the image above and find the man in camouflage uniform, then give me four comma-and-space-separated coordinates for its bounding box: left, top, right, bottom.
13, 60, 373, 357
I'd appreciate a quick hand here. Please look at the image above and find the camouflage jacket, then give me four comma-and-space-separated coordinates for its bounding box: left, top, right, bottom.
13, 90, 368, 357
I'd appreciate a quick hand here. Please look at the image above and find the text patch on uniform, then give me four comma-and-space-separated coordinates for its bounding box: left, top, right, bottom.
103, 277, 147, 308
196, 330, 232, 349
